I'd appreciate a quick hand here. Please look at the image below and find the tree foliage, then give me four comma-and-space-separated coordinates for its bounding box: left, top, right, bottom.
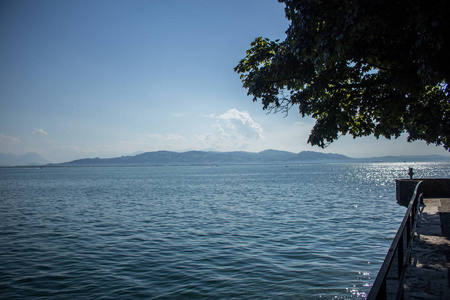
235, 0, 450, 149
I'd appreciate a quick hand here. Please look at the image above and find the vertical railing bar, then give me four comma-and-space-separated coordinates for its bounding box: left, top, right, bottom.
398, 232, 403, 279
406, 213, 411, 247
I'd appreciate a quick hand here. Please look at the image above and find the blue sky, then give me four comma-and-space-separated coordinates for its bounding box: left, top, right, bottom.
1, 0, 449, 163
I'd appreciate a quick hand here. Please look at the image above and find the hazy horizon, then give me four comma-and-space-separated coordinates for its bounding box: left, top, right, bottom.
2, 148, 450, 166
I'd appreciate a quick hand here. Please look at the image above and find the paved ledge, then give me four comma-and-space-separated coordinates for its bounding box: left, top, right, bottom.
404, 198, 450, 299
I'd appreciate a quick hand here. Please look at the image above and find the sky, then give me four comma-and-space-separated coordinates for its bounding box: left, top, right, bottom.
1, 0, 449, 163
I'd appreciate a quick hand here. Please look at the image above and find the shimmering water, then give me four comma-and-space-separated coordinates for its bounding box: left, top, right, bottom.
1, 162, 449, 299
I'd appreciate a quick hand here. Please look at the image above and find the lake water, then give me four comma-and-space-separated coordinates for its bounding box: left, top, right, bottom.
1, 162, 449, 299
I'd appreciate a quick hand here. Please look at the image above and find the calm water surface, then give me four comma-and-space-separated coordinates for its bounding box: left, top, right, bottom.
1, 162, 449, 299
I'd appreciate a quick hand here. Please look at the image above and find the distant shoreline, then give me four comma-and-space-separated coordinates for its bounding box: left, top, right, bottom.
0, 156, 450, 169
2, 149, 450, 168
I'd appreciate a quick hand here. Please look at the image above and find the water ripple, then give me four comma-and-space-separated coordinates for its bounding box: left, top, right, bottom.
1, 163, 449, 299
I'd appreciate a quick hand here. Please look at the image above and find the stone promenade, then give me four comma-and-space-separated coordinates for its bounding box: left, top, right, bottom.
403, 198, 450, 299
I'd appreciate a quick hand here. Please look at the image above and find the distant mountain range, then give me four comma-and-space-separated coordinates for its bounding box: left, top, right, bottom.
46, 150, 350, 166
1, 150, 449, 167
0, 152, 49, 166
44, 150, 450, 167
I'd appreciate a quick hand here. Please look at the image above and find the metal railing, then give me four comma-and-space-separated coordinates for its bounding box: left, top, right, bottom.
367, 181, 423, 300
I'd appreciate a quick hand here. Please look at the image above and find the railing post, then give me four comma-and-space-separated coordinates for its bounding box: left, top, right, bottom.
406, 213, 411, 247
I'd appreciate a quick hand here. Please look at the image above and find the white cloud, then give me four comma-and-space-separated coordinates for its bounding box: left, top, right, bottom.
165, 134, 186, 141
217, 109, 264, 140
32, 128, 48, 136
0, 133, 20, 145
193, 109, 266, 151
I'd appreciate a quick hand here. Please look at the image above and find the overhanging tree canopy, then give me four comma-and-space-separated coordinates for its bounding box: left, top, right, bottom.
235, 0, 450, 149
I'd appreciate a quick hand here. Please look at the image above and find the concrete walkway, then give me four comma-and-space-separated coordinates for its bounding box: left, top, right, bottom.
403, 198, 450, 299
